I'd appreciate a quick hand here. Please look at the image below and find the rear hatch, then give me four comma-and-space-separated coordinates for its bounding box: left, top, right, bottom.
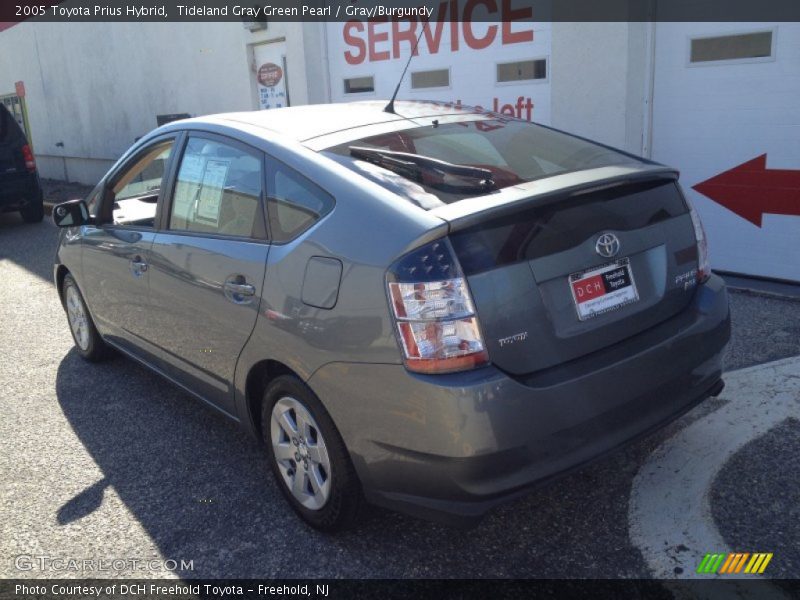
445, 174, 699, 376
0, 104, 26, 179
319, 111, 701, 376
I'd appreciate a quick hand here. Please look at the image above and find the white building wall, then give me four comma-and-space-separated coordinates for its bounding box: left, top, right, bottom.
551, 22, 648, 155
0, 21, 325, 184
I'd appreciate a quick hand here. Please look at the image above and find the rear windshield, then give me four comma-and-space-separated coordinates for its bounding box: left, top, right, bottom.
323, 118, 643, 208
0, 103, 24, 145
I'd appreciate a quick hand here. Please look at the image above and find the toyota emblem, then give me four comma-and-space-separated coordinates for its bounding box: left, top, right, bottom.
595, 233, 620, 258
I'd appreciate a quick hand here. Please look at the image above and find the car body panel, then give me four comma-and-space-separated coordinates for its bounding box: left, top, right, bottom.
146, 234, 270, 414
80, 225, 157, 349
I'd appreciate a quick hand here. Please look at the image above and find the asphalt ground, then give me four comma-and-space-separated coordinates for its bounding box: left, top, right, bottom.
2, 193, 799, 580
711, 418, 800, 580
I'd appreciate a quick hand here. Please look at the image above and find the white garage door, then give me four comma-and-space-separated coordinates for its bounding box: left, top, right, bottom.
652, 23, 800, 282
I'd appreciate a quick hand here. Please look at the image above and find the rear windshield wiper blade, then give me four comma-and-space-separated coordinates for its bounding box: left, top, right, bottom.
349, 146, 496, 191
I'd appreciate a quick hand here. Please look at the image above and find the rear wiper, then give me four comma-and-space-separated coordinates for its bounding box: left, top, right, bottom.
349, 146, 496, 191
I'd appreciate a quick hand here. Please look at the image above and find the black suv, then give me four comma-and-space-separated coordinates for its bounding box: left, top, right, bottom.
0, 103, 43, 222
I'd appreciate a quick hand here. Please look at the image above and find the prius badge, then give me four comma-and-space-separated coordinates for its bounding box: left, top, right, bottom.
595, 233, 621, 258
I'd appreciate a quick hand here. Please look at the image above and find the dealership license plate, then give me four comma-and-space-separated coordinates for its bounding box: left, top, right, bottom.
569, 258, 639, 321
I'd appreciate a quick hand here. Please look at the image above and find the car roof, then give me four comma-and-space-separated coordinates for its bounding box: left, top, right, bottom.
208, 101, 486, 143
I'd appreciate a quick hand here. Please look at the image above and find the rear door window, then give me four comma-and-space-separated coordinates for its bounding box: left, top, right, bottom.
169, 136, 265, 239
266, 160, 334, 243
0, 103, 24, 145
0, 104, 25, 170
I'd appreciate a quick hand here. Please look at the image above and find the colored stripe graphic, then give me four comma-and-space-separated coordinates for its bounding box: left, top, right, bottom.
744, 553, 774, 574
720, 553, 750, 573
700, 552, 773, 575
697, 553, 726, 573
733, 553, 750, 573
720, 553, 736, 573
697, 554, 712, 573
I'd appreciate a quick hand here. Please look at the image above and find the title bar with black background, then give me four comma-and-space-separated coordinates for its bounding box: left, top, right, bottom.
4, 579, 800, 600
3, 0, 800, 24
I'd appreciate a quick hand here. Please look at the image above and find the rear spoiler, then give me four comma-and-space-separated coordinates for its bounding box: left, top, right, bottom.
430, 165, 680, 233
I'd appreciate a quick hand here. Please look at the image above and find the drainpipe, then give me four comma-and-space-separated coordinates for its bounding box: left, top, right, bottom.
642, 6, 657, 159
55, 141, 68, 182
320, 21, 332, 103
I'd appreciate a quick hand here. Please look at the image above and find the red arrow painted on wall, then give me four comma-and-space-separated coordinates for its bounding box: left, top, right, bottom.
692, 154, 800, 227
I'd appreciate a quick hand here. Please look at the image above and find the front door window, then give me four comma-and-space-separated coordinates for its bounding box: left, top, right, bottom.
109, 140, 174, 228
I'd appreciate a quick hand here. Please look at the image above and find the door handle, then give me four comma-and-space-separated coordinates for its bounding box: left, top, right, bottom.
223, 276, 256, 305
130, 255, 148, 277
224, 282, 255, 296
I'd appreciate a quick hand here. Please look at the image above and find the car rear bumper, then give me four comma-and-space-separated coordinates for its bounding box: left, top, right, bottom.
307, 274, 730, 525
0, 172, 42, 209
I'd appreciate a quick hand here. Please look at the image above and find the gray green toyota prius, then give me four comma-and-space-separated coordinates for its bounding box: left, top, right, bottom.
52, 101, 730, 531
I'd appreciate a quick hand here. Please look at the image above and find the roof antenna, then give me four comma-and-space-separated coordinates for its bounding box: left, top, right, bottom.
384, 20, 426, 114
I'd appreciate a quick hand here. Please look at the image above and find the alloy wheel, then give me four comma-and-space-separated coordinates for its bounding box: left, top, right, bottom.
65, 285, 90, 351
270, 396, 332, 510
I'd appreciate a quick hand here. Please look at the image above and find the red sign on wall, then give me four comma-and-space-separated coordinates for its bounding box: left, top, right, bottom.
342, 1, 535, 66
693, 154, 800, 227
15, 80, 25, 98
257, 63, 283, 88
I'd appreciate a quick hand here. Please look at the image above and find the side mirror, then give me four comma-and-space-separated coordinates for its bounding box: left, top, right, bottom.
52, 199, 91, 227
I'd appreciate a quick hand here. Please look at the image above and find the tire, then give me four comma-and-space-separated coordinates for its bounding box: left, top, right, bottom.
62, 274, 110, 362
261, 375, 362, 532
20, 194, 44, 223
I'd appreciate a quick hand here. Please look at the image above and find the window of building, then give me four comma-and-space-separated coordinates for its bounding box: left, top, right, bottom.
267, 162, 334, 243
170, 137, 264, 238
344, 76, 375, 94
410, 69, 450, 89
690, 31, 774, 64
497, 59, 547, 83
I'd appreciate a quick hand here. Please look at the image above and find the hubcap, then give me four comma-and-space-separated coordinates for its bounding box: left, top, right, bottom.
270, 396, 332, 510
65, 285, 90, 351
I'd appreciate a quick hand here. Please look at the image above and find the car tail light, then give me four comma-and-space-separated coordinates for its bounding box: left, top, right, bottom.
687, 199, 711, 283
22, 144, 36, 172
387, 239, 489, 374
